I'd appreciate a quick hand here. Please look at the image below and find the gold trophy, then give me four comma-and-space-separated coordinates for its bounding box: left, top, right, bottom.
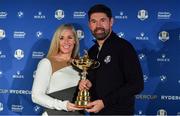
71, 50, 100, 108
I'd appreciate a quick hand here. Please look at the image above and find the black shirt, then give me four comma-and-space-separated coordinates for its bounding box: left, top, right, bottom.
87, 31, 144, 115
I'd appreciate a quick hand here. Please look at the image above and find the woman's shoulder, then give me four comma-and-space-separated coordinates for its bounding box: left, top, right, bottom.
38, 58, 51, 67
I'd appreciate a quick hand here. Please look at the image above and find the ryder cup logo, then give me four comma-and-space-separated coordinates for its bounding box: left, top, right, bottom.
0, 102, 3, 112
0, 29, 5, 40
157, 109, 167, 116
14, 49, 24, 60
104, 55, 111, 64
159, 31, 169, 42
55, 9, 64, 20
137, 9, 148, 21
76, 30, 84, 40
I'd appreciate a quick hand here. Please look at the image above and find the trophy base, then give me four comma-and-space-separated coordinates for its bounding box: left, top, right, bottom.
75, 100, 92, 109
76, 105, 92, 109
75, 105, 92, 109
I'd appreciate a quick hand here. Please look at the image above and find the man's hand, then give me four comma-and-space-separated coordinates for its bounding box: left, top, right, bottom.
85, 100, 104, 113
79, 79, 92, 90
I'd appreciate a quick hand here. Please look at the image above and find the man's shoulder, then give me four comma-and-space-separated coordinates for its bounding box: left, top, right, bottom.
111, 33, 136, 52
110, 32, 128, 44
112, 36, 132, 48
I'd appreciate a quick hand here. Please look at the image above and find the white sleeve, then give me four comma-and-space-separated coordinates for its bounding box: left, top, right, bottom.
31, 58, 69, 111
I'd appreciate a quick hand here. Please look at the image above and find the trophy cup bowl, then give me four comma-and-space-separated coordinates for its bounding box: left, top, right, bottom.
71, 51, 100, 108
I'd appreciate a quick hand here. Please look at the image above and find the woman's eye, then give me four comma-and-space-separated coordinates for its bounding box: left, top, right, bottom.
68, 37, 72, 39
68, 36, 74, 39
59, 37, 63, 40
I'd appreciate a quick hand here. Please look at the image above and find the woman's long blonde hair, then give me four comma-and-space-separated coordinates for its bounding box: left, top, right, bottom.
47, 24, 79, 59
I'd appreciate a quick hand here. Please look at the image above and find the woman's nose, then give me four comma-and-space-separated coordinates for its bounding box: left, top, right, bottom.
64, 38, 70, 43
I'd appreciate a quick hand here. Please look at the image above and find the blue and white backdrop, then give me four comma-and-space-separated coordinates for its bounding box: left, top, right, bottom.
0, 0, 180, 115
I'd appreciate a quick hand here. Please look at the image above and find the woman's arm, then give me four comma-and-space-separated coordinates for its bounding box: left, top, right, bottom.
31, 58, 68, 111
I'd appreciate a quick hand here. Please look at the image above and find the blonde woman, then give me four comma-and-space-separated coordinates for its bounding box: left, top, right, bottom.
31, 24, 83, 115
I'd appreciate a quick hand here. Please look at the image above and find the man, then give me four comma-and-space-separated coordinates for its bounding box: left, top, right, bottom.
79, 4, 144, 115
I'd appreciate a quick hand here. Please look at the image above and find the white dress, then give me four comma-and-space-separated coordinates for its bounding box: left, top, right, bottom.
31, 58, 80, 115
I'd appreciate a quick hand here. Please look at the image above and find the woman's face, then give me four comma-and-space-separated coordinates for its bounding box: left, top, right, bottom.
59, 29, 76, 55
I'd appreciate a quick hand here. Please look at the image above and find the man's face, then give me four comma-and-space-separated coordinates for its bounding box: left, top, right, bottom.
89, 12, 113, 40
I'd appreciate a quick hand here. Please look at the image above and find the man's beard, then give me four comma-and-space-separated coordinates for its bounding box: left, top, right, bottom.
92, 27, 110, 40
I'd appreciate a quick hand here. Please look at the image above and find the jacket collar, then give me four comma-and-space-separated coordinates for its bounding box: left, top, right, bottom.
92, 31, 116, 47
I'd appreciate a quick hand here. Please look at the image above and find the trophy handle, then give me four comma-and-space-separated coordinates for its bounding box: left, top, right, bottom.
90, 60, 100, 69
71, 59, 77, 66
84, 50, 88, 55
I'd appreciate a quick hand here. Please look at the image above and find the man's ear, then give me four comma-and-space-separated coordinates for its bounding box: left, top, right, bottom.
110, 18, 114, 27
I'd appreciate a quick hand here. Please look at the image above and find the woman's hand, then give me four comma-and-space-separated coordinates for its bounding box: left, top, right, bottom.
67, 102, 83, 111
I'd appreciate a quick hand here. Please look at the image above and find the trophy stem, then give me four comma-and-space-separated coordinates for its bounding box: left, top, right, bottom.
81, 68, 87, 80
75, 67, 91, 108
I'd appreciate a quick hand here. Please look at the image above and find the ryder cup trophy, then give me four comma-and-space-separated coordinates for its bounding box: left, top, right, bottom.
71, 50, 100, 108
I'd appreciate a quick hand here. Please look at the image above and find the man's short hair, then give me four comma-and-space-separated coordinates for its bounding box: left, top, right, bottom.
88, 4, 112, 20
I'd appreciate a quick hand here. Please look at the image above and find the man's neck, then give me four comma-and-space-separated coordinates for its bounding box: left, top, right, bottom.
97, 39, 105, 47
97, 31, 112, 47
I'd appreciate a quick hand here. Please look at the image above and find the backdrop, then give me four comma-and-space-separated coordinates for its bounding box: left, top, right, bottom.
0, 0, 180, 115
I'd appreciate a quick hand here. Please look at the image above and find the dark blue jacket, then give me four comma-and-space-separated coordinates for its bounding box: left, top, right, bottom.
88, 31, 144, 115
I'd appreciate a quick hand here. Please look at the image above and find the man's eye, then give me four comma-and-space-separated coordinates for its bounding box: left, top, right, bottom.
90, 20, 96, 23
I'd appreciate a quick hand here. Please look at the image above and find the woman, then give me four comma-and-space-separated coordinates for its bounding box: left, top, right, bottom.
31, 24, 82, 115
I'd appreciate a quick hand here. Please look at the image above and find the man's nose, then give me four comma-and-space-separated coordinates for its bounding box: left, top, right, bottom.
96, 21, 102, 27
